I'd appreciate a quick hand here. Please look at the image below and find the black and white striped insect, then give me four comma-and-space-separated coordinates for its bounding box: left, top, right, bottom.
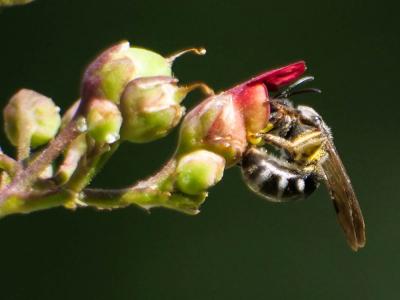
241, 146, 321, 202
240, 76, 366, 251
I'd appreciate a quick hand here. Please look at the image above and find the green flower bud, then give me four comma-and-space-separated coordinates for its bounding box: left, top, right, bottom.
126, 47, 171, 78
176, 150, 225, 195
81, 42, 207, 115
81, 41, 173, 106
119, 77, 182, 143
86, 99, 122, 144
3, 89, 61, 148
120, 76, 212, 143
177, 93, 247, 167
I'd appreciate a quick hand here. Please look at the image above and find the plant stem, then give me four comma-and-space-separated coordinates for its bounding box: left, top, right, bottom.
66, 142, 120, 192
0, 120, 81, 204
0, 153, 18, 176
0, 188, 74, 218
0, 158, 207, 218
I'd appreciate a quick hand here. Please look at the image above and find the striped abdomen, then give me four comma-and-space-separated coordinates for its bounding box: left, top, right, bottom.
241, 147, 320, 202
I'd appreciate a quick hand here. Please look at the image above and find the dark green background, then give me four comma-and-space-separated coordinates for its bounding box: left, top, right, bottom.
0, 0, 399, 299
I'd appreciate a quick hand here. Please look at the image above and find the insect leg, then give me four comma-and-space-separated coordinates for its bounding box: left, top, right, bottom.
261, 131, 327, 165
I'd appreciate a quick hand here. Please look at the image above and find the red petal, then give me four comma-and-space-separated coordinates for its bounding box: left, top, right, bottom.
233, 83, 270, 133
230, 61, 307, 93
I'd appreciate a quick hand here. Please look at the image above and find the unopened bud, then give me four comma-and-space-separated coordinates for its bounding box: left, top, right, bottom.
176, 150, 225, 195
120, 76, 212, 143
120, 77, 184, 143
81, 42, 207, 112
4, 89, 61, 148
177, 93, 247, 166
81, 41, 172, 106
86, 99, 122, 144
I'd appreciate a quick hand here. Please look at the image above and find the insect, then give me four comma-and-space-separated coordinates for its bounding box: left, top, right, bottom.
241, 76, 366, 251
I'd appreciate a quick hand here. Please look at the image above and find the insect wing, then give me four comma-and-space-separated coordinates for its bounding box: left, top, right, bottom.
320, 138, 366, 251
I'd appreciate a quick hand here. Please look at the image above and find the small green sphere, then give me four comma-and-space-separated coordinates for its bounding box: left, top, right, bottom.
4, 89, 61, 148
86, 99, 122, 144
176, 150, 225, 195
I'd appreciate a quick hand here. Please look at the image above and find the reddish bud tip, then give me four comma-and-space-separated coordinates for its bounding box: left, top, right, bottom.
230, 61, 307, 93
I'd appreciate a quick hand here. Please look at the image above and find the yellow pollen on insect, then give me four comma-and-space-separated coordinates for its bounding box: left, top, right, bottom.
247, 132, 262, 145
247, 123, 274, 145
260, 122, 274, 133
306, 146, 325, 164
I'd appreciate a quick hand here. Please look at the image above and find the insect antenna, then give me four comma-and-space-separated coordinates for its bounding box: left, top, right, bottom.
274, 76, 321, 99
288, 88, 322, 97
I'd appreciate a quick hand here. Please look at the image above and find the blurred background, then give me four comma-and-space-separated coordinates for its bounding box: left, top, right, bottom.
0, 0, 399, 299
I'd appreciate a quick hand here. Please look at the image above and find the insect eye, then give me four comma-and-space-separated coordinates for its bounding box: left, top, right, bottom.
314, 116, 322, 124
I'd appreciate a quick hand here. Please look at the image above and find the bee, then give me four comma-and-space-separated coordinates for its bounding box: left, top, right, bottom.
241, 76, 366, 251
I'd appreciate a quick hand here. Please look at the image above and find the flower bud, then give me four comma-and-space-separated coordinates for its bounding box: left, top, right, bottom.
120, 77, 205, 143
3, 89, 61, 148
79, 42, 209, 143
81, 41, 172, 107
176, 150, 225, 195
80, 42, 208, 117
177, 93, 247, 166
86, 99, 122, 144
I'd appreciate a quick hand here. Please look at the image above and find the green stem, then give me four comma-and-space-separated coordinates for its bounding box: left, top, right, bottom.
65, 142, 120, 192
0, 158, 208, 218
0, 188, 74, 218
0, 153, 18, 176
81, 186, 205, 215
0, 120, 81, 204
